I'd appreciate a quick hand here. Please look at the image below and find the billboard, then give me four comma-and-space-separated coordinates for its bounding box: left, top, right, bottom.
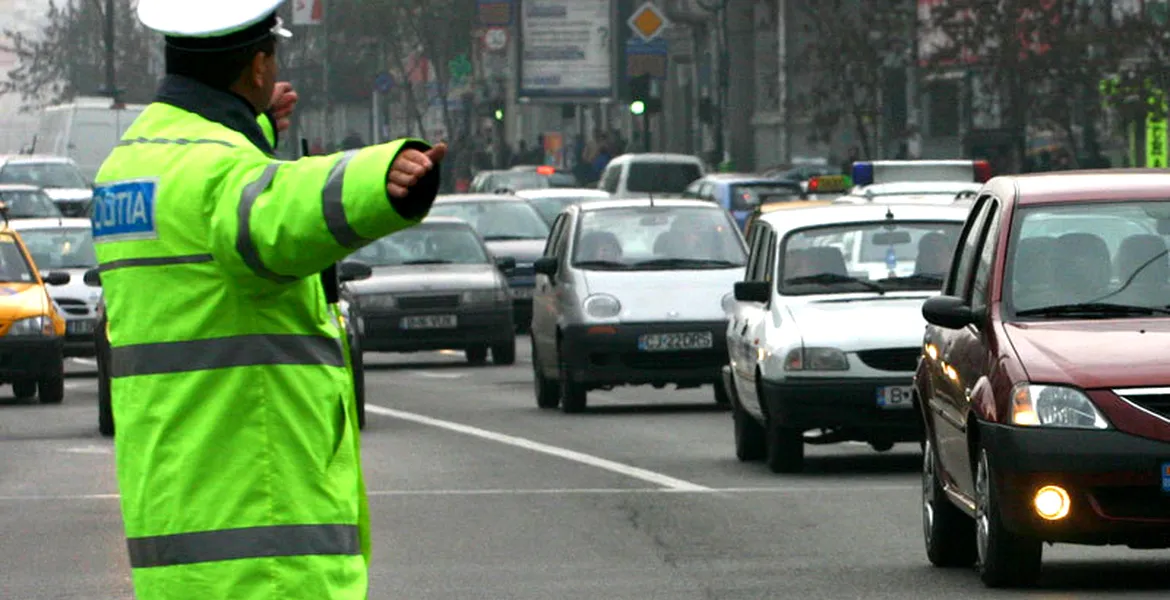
518, 0, 615, 101
292, 0, 323, 26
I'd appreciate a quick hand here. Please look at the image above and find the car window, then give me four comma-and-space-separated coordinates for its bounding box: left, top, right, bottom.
0, 190, 63, 219
572, 205, 746, 270
969, 201, 1003, 307
779, 220, 963, 295
0, 163, 88, 188
761, 229, 777, 284
19, 227, 97, 270
428, 201, 550, 241
945, 195, 992, 298
744, 224, 766, 280
352, 223, 489, 266
0, 235, 35, 283
600, 166, 621, 193
527, 195, 606, 225
625, 162, 703, 194
543, 214, 567, 258
730, 183, 802, 211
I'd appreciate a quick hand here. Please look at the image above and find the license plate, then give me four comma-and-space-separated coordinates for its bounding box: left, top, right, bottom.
637, 331, 714, 352
1162, 462, 1170, 494
511, 287, 534, 299
66, 319, 95, 335
400, 315, 457, 330
877, 385, 914, 409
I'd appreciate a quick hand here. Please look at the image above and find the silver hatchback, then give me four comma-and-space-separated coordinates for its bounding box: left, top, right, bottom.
530, 199, 748, 413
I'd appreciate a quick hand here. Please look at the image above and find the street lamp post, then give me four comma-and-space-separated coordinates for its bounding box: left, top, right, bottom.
102, 0, 119, 101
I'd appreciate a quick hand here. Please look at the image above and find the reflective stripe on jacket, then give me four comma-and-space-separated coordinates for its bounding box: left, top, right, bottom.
92, 75, 437, 600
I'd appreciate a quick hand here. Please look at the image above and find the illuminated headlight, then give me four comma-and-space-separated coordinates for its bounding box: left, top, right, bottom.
463, 289, 509, 304
784, 347, 849, 371
583, 293, 621, 319
721, 292, 736, 314
1010, 383, 1110, 429
8, 316, 54, 337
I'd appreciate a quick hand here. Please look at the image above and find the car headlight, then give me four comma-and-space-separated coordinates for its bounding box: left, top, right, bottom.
8, 316, 54, 337
583, 293, 621, 319
361, 293, 396, 309
721, 292, 736, 314
463, 289, 510, 304
1010, 383, 1110, 429
784, 347, 849, 371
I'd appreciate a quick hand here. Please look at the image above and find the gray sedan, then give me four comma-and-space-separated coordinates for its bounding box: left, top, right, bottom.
344, 217, 517, 365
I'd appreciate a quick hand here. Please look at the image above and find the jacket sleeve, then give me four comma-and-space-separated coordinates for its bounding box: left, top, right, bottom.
208, 138, 440, 285
258, 113, 277, 149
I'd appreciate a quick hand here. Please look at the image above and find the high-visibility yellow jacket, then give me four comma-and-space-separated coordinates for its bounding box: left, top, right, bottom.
92, 75, 438, 600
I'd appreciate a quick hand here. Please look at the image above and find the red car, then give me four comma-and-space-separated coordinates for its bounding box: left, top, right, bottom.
915, 170, 1170, 588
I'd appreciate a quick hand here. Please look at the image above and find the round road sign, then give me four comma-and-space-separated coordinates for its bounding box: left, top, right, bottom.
483, 27, 508, 52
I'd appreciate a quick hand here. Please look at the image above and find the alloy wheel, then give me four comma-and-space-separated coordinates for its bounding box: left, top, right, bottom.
975, 451, 991, 566
922, 439, 936, 549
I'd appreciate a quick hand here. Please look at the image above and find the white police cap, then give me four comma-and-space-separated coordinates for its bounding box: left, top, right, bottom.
138, 0, 292, 40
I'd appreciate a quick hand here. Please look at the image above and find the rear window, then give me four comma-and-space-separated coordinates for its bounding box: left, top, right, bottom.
626, 162, 703, 194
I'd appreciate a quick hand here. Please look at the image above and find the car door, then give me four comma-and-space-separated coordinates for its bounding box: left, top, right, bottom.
927, 195, 993, 491
533, 212, 568, 363
728, 224, 766, 393
733, 225, 777, 419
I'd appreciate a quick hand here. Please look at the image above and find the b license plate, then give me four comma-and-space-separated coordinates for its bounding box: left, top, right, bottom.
511, 287, 534, 299
67, 319, 95, 335
400, 315, 457, 330
1161, 462, 1170, 494
877, 385, 914, 409
637, 331, 714, 352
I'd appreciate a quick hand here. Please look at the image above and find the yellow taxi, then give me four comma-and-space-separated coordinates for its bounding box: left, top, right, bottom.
0, 206, 69, 403
743, 199, 835, 238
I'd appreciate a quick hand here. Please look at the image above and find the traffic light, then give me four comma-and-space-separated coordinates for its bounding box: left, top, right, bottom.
628, 74, 662, 115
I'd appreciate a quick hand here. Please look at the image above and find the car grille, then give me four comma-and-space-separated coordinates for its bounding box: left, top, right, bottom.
1114, 391, 1170, 420
396, 295, 460, 310
605, 350, 723, 371
56, 298, 90, 316
1090, 487, 1170, 520
856, 347, 921, 372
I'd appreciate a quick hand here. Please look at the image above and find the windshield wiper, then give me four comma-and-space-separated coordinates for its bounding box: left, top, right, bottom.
785, 273, 886, 294
573, 260, 632, 270
402, 259, 454, 265
876, 273, 944, 287
632, 258, 744, 269
1016, 302, 1170, 318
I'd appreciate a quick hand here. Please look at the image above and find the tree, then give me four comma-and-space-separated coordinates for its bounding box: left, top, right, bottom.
0, 0, 159, 110
789, 0, 914, 159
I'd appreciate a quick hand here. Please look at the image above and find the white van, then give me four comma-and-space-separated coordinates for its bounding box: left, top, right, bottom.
598, 153, 707, 199
32, 97, 146, 182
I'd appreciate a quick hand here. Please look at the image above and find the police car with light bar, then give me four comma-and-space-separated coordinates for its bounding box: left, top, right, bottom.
832, 160, 992, 205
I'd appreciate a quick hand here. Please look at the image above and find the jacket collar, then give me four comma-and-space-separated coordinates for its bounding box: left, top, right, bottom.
154, 74, 276, 155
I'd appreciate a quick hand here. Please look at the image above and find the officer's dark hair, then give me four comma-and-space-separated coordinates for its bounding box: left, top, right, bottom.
163, 12, 279, 90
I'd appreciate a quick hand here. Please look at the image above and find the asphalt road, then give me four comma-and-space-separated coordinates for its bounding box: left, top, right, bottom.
2, 343, 1169, 599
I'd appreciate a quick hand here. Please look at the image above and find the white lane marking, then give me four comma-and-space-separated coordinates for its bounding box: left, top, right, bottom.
71, 358, 98, 366
412, 371, 465, 380
0, 485, 918, 502
65, 381, 94, 390
367, 404, 710, 492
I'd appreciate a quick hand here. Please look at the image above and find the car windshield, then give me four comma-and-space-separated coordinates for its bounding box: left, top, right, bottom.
779, 220, 962, 295
351, 223, 489, 266
428, 200, 550, 241
19, 227, 97, 269
0, 235, 35, 283
0, 163, 88, 188
493, 172, 550, 192
571, 205, 746, 270
526, 195, 608, 225
1006, 201, 1170, 318
626, 162, 704, 194
0, 190, 63, 218
730, 183, 802, 210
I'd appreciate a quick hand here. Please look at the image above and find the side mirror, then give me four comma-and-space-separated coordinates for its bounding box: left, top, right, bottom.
534, 257, 559, 277
44, 271, 71, 286
733, 280, 771, 303
83, 268, 101, 287
338, 261, 373, 283
495, 256, 517, 273
922, 295, 977, 329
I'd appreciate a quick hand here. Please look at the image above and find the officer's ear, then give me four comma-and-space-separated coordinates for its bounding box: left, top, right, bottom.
250, 51, 270, 89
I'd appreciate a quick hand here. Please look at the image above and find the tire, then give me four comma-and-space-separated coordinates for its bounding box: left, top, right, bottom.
922, 438, 977, 567
714, 380, 731, 407
870, 440, 895, 452
97, 349, 113, 437
733, 393, 766, 462
38, 363, 65, 405
466, 345, 488, 365
975, 447, 1043, 587
532, 339, 559, 409
557, 340, 587, 414
12, 379, 36, 400
765, 420, 804, 473
351, 337, 366, 431
491, 339, 516, 365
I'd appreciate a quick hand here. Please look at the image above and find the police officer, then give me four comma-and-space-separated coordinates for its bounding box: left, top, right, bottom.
91, 1, 445, 598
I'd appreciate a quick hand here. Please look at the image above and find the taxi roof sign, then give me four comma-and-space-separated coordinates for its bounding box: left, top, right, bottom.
807, 174, 852, 194
851, 160, 992, 187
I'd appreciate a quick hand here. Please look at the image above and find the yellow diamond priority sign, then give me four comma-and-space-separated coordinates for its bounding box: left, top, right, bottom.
628, 1, 669, 42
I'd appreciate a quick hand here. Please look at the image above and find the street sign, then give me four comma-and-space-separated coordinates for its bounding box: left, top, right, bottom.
625, 37, 668, 81
483, 27, 508, 52
373, 72, 394, 94
628, 1, 668, 43
292, 0, 323, 26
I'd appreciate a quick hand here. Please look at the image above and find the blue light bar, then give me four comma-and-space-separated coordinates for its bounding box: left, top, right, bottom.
852, 162, 874, 187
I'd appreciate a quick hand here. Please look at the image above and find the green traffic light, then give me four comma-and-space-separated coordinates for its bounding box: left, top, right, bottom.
630, 101, 645, 115
494, 109, 504, 121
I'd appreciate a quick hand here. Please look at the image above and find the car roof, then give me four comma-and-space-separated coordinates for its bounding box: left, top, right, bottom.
994, 170, 1170, 206
760, 200, 835, 214
0, 184, 46, 192
608, 152, 704, 164
576, 198, 722, 212
513, 188, 611, 199
758, 202, 971, 233
0, 155, 74, 165
434, 193, 526, 203
854, 181, 983, 196
5, 217, 91, 230
699, 173, 799, 185
414, 216, 473, 226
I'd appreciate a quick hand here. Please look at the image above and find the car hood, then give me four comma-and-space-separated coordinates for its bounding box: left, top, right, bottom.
347, 263, 502, 295
0, 281, 49, 319
483, 239, 545, 264
42, 188, 93, 202
46, 268, 102, 304
581, 268, 741, 322
1005, 319, 1170, 389
786, 294, 934, 351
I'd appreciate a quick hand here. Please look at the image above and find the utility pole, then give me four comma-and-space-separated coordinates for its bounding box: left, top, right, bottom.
103, 0, 118, 101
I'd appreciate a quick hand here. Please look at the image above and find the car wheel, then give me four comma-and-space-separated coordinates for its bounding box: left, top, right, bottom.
922, 438, 976, 567
713, 381, 731, 408
733, 393, 766, 462
38, 364, 65, 405
870, 440, 895, 452
557, 341, 587, 414
532, 339, 559, 409
975, 447, 1043, 587
465, 345, 488, 365
351, 337, 366, 431
12, 379, 36, 400
97, 350, 114, 437
765, 420, 803, 473
491, 339, 516, 365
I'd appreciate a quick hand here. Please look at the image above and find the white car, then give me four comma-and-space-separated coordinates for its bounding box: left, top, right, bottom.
722, 202, 969, 473
833, 181, 983, 205
598, 153, 707, 199
513, 188, 612, 226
